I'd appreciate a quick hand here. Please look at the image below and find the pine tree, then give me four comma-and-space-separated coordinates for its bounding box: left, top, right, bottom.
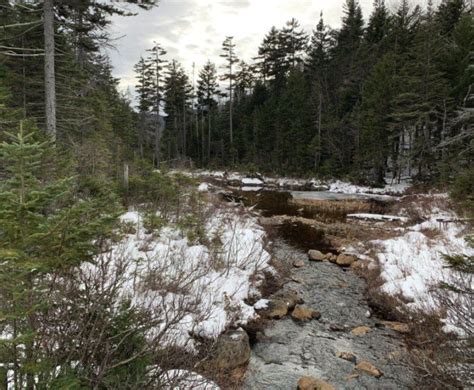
220, 36, 239, 162
358, 54, 397, 184
365, 0, 390, 46
280, 18, 308, 69
197, 61, 219, 163
164, 60, 192, 159
307, 12, 333, 170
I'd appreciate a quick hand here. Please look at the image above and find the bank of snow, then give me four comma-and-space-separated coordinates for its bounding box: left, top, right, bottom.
86, 205, 272, 350
372, 202, 473, 314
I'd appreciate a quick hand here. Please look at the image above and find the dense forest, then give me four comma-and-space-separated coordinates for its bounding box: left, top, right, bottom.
135, 0, 473, 188
0, 0, 472, 388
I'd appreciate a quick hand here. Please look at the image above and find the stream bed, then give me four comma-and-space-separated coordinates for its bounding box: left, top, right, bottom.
239, 190, 414, 389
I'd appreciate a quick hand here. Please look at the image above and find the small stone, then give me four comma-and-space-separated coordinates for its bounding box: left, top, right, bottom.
336, 351, 357, 363
324, 252, 333, 260
351, 326, 372, 336
336, 254, 356, 266
291, 305, 321, 321
381, 321, 410, 333
293, 259, 305, 268
297, 376, 336, 390
329, 324, 345, 332
346, 373, 359, 381
308, 249, 326, 261
355, 361, 383, 378
329, 254, 337, 263
291, 276, 304, 284
365, 310, 372, 318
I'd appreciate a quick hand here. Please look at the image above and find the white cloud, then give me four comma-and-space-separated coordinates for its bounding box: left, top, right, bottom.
106, 0, 376, 97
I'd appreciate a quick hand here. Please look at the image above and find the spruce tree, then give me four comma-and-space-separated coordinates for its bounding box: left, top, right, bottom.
220, 36, 239, 162
0, 121, 117, 388
197, 61, 219, 163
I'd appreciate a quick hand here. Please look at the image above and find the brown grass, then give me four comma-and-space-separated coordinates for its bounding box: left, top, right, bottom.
353, 255, 463, 389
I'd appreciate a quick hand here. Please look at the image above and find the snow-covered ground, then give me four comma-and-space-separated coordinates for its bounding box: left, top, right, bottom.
368, 199, 473, 322
174, 169, 411, 195
85, 204, 272, 350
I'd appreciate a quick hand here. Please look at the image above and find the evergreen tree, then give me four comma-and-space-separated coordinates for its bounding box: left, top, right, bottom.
0, 121, 117, 388
220, 36, 239, 161
358, 54, 397, 184
197, 61, 219, 163
280, 18, 308, 69
164, 60, 192, 159
365, 0, 390, 46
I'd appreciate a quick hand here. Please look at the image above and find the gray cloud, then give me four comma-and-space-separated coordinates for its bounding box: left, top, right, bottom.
106, 0, 376, 102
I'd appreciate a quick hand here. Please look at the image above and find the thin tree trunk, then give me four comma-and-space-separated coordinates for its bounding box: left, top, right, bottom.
44, 0, 56, 141
208, 112, 211, 162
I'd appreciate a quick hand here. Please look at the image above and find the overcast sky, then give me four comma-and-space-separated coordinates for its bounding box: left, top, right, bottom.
106, 0, 425, 100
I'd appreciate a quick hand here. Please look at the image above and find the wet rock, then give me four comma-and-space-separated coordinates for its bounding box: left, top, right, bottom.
291, 305, 321, 321
293, 259, 305, 268
308, 250, 325, 261
336, 254, 356, 266
329, 324, 346, 332
297, 376, 336, 390
381, 321, 410, 334
266, 299, 288, 319
213, 328, 251, 369
336, 351, 357, 363
351, 326, 372, 336
273, 289, 304, 311
355, 361, 383, 378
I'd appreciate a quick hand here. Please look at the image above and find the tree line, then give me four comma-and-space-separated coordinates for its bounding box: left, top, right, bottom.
135, 0, 473, 187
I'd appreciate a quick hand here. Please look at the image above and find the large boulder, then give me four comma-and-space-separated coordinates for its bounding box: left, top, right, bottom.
213, 328, 251, 370
308, 250, 326, 261
297, 376, 336, 390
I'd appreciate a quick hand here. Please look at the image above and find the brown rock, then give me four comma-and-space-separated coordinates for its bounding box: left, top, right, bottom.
293, 259, 305, 268
297, 376, 336, 390
308, 249, 326, 261
324, 252, 333, 260
266, 299, 288, 319
355, 361, 383, 378
336, 351, 357, 363
273, 289, 304, 311
336, 254, 356, 266
213, 329, 251, 369
328, 254, 337, 263
351, 326, 372, 336
291, 305, 321, 321
381, 321, 410, 334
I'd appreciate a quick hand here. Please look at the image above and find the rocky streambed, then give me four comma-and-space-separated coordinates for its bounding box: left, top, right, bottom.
234, 190, 414, 389
243, 240, 413, 389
